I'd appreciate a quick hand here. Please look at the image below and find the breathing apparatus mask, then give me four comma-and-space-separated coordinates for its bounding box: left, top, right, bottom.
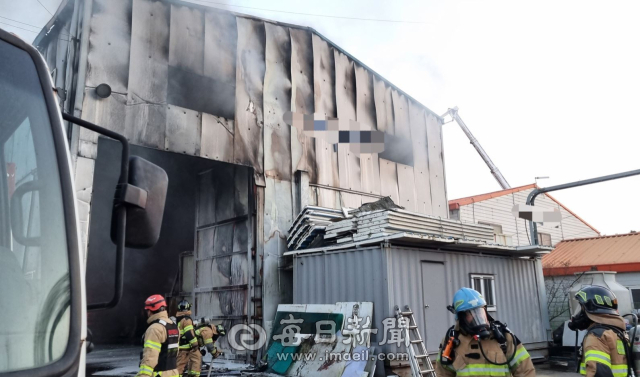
459, 307, 491, 339
568, 304, 591, 331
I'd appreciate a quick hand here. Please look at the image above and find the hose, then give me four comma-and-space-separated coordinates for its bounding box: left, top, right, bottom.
575, 329, 580, 373
478, 332, 518, 366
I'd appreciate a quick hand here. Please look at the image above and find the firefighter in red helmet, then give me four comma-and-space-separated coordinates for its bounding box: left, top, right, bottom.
136, 295, 180, 377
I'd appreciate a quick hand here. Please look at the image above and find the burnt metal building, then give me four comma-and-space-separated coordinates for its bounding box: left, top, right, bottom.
35, 0, 451, 359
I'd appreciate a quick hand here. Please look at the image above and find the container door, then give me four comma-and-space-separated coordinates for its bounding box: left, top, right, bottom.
421, 261, 448, 353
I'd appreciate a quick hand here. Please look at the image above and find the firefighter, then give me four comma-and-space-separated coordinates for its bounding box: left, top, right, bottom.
195, 317, 227, 359
136, 294, 179, 377
568, 285, 632, 377
435, 288, 536, 377
176, 300, 201, 376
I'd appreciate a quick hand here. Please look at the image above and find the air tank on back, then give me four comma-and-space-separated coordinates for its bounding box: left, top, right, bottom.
568, 271, 633, 316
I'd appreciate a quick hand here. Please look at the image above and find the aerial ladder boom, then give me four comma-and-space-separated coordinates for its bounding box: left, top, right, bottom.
442, 107, 511, 190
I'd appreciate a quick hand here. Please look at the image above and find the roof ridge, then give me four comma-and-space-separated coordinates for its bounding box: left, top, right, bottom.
559, 231, 640, 243
448, 183, 537, 205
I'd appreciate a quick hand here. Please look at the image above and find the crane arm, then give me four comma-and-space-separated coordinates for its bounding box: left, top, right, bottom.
443, 107, 511, 190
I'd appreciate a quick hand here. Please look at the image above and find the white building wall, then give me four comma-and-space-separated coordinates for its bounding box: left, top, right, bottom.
457, 187, 599, 246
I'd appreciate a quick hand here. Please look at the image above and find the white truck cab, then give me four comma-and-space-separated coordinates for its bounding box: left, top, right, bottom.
0, 28, 168, 377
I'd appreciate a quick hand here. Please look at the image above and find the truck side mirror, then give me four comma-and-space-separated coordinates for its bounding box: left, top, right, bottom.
110, 156, 168, 249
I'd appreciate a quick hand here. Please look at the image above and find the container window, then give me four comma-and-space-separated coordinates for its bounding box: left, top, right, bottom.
470, 274, 496, 311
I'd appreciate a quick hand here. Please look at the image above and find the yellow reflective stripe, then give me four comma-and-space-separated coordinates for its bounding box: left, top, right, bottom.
189, 338, 198, 344
144, 341, 161, 350
457, 364, 510, 376
183, 325, 194, 332
579, 363, 586, 375
585, 350, 612, 368
204, 338, 214, 344
617, 340, 625, 355
612, 364, 627, 377
509, 347, 530, 368
139, 365, 154, 376
585, 356, 612, 368
585, 350, 611, 361
179, 344, 191, 349
188, 371, 201, 376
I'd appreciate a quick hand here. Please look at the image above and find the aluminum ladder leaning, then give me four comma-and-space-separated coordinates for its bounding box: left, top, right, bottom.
395, 305, 437, 377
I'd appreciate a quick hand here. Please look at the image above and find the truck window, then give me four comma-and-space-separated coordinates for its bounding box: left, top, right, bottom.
0, 38, 70, 372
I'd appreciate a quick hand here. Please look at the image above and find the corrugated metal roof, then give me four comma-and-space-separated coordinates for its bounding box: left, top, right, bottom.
543, 232, 640, 275
448, 183, 600, 235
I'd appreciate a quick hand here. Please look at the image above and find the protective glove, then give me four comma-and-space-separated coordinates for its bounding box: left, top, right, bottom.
200, 349, 206, 357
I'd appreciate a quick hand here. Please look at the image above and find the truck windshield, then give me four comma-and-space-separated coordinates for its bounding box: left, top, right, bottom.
0, 39, 71, 372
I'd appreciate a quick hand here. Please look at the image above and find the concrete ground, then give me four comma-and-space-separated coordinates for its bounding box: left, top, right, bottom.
86, 345, 264, 376
535, 361, 578, 377
86, 345, 579, 376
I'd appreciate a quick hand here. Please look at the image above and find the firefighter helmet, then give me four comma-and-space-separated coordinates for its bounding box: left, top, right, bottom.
451, 288, 490, 338
178, 299, 191, 311
575, 285, 618, 315
215, 324, 226, 337
199, 317, 211, 327
144, 294, 167, 312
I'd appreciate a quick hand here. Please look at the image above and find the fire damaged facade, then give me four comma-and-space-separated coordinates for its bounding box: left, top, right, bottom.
35, 0, 450, 361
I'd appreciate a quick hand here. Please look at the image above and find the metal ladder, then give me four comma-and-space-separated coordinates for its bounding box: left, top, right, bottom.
395, 305, 437, 377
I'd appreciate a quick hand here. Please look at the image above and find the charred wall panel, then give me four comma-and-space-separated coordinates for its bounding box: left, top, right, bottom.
426, 112, 447, 217
379, 158, 400, 205
127, 0, 170, 105
311, 34, 338, 207
126, 0, 170, 149
234, 18, 266, 184
397, 163, 416, 211
408, 102, 432, 214
334, 51, 360, 199
165, 105, 201, 155
168, 4, 204, 75
356, 65, 380, 196
264, 23, 292, 182
203, 10, 237, 120
373, 76, 394, 135
200, 113, 234, 162
85, 0, 132, 93
289, 28, 316, 181
262, 23, 295, 327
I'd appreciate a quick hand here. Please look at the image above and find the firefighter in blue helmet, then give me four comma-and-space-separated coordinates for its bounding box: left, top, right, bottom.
435, 288, 536, 377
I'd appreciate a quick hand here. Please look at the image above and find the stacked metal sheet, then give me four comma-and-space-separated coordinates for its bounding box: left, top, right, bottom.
287, 204, 495, 251
287, 207, 344, 250
350, 209, 494, 242
324, 219, 358, 244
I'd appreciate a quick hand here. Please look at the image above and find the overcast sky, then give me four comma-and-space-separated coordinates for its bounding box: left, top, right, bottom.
2, 0, 639, 236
